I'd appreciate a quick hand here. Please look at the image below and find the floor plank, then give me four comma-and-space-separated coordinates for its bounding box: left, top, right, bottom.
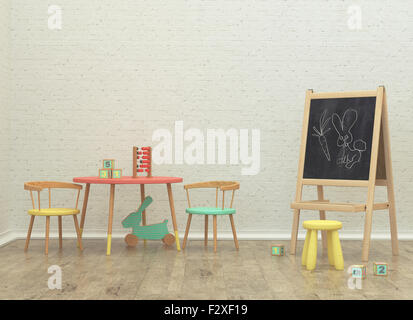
0, 239, 409, 300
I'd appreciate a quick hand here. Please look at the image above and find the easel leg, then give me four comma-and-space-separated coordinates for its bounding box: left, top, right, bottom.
361, 207, 373, 262
166, 183, 181, 251
106, 184, 115, 256
388, 195, 399, 256
290, 209, 300, 255
140, 184, 147, 246
382, 89, 399, 255
317, 185, 327, 250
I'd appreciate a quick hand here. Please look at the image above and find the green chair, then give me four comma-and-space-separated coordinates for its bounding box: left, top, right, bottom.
182, 181, 240, 252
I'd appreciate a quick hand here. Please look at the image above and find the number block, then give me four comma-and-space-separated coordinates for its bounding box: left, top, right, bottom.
102, 159, 115, 169
271, 244, 285, 256
112, 169, 122, 179
350, 264, 366, 279
373, 262, 388, 276
99, 169, 112, 179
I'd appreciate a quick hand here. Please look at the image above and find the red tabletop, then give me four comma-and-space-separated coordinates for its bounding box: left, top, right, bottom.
73, 176, 183, 185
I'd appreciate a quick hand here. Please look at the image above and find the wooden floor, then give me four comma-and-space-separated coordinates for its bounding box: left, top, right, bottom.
0, 239, 411, 300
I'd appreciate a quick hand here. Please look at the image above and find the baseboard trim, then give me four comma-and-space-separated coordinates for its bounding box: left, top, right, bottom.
1, 229, 412, 247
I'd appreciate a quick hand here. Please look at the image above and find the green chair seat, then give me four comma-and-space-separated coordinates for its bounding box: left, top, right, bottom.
186, 207, 236, 215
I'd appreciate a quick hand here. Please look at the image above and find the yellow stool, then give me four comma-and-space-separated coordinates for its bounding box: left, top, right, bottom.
302, 220, 344, 271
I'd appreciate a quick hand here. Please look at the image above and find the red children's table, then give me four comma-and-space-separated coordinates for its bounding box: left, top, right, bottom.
72, 176, 183, 255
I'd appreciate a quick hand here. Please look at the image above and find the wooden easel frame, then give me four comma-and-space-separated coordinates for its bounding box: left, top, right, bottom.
290, 86, 398, 261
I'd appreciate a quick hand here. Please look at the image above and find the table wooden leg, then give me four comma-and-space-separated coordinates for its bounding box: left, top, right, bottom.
166, 183, 181, 251
79, 183, 90, 241
140, 184, 147, 246
106, 184, 115, 256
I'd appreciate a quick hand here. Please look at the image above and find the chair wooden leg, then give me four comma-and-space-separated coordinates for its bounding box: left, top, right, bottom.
73, 215, 83, 251
229, 214, 239, 250
213, 215, 217, 253
58, 216, 63, 249
204, 215, 208, 246
45, 216, 50, 255
182, 214, 192, 249
24, 216, 35, 252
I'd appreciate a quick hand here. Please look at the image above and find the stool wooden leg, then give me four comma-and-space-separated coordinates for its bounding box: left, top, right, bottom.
24, 216, 35, 252
306, 229, 318, 271
182, 214, 192, 249
327, 231, 334, 266
301, 230, 310, 266
331, 230, 344, 270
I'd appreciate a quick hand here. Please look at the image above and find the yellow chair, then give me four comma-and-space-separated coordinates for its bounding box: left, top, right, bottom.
24, 181, 84, 255
302, 220, 344, 271
182, 181, 240, 252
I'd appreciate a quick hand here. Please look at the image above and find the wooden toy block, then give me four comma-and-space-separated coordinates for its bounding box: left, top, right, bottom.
112, 169, 122, 179
271, 244, 285, 256
99, 169, 112, 179
373, 262, 388, 276
350, 264, 367, 279
102, 159, 115, 170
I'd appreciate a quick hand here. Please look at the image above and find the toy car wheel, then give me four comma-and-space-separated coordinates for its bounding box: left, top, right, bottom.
162, 233, 175, 246
125, 234, 139, 247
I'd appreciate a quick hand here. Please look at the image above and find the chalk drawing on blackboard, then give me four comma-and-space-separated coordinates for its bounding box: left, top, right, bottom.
332, 108, 367, 169
312, 109, 331, 161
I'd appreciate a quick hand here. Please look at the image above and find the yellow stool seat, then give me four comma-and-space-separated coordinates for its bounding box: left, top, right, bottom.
303, 220, 342, 231
301, 220, 344, 271
28, 208, 80, 216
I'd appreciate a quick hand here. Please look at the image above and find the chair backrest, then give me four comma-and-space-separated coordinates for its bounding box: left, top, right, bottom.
184, 181, 240, 209
24, 181, 82, 210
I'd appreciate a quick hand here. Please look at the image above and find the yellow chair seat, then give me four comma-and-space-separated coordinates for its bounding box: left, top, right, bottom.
303, 220, 342, 231
28, 208, 80, 216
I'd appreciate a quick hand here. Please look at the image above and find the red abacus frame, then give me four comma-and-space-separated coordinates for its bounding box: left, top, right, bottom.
132, 146, 152, 178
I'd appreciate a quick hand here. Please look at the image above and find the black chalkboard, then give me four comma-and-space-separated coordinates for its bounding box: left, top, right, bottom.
303, 97, 376, 180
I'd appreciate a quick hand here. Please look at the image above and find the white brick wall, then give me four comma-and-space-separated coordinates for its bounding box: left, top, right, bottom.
2, 1, 413, 241
0, 0, 10, 236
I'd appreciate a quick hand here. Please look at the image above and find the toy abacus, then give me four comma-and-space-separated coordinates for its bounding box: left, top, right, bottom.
133, 146, 152, 178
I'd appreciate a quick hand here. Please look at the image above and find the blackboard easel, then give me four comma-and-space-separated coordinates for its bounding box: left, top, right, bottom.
290, 86, 398, 262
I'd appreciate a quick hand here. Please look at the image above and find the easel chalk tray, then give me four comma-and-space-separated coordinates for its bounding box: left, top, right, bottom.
290, 86, 398, 262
